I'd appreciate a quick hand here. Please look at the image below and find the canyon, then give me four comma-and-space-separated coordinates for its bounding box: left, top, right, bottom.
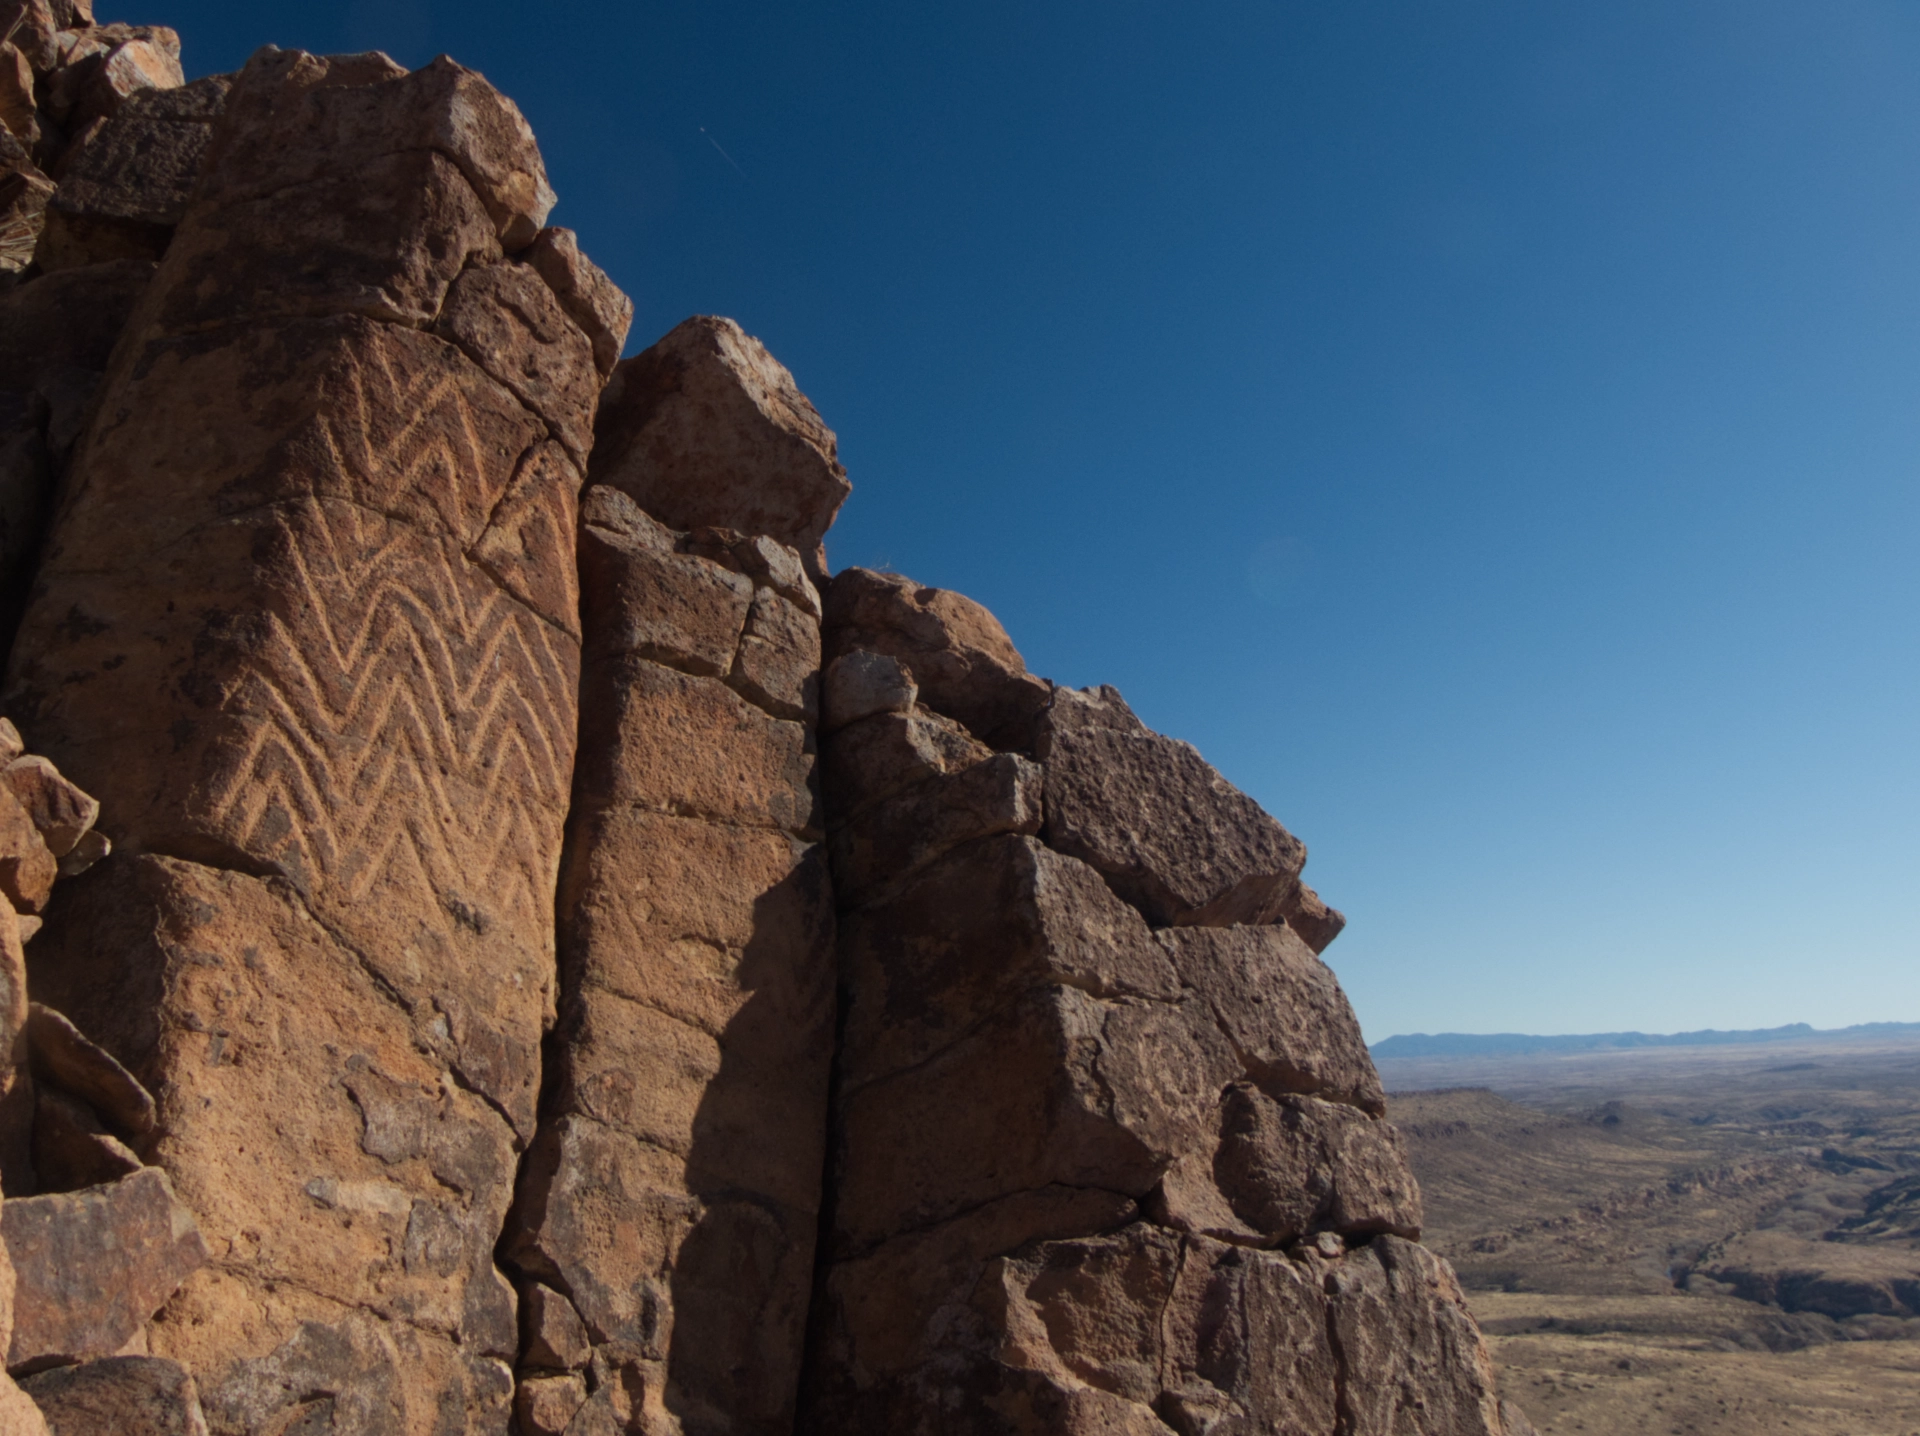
0, 6, 1539, 1433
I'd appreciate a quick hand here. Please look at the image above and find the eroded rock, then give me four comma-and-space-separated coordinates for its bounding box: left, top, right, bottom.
590, 316, 850, 578
19, 1356, 208, 1436
4, 1167, 207, 1373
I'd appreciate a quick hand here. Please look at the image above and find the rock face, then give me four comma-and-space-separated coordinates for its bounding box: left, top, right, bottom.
502, 479, 837, 1429
0, 12, 1535, 1436
798, 585, 1486, 1431
5, 42, 613, 1435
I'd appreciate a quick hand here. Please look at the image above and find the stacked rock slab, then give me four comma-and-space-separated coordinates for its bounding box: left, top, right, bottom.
502, 318, 846, 1435
801, 575, 1509, 1433
4, 45, 626, 1435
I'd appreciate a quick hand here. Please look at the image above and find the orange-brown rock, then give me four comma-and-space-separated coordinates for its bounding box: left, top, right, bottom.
505, 484, 834, 1433
525, 226, 633, 378
3, 43, 620, 1434
18, 1356, 208, 1436
0, 1234, 48, 1436
590, 315, 851, 579
824, 567, 1051, 748
0, 892, 28, 1194
3, 1166, 206, 1373
1279, 874, 1348, 953
1038, 683, 1308, 927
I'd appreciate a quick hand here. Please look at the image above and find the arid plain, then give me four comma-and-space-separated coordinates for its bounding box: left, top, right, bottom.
1381, 1035, 1920, 1436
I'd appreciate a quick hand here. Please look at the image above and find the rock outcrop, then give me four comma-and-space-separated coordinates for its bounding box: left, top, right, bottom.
0, 10, 1535, 1436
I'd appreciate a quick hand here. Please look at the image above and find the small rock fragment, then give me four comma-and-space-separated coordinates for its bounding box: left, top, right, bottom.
0, 790, 55, 916
1279, 878, 1347, 954
519, 1283, 590, 1371
2, 756, 99, 858
4, 1166, 208, 1373
513, 1372, 586, 1435
25, 1004, 156, 1144
19, 1356, 209, 1436
0, 723, 21, 765
53, 828, 106, 879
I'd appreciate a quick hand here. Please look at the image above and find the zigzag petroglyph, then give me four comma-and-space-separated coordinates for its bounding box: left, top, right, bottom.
204, 495, 575, 920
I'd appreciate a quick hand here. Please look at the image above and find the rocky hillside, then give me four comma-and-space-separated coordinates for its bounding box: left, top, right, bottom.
0, 9, 1539, 1435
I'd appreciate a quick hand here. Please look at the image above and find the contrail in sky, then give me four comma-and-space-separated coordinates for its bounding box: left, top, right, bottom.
700, 128, 748, 179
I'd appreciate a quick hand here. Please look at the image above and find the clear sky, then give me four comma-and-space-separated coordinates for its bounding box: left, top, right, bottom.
158, 1, 1920, 1039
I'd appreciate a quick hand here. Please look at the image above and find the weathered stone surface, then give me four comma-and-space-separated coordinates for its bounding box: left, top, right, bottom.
30, 1085, 140, 1193
0, 793, 54, 917
1038, 683, 1307, 927
518, 1284, 589, 1372
3, 45, 594, 1432
513, 1371, 585, 1436
731, 586, 819, 722
1279, 876, 1347, 954
821, 703, 988, 821
828, 749, 1042, 909
591, 315, 850, 578
507, 469, 835, 1433
1213, 1085, 1422, 1243
19, 1356, 208, 1436
1, 758, 96, 857
821, 649, 916, 733
0, 1236, 46, 1436
1322, 1235, 1509, 1436
579, 493, 753, 674
0, 258, 154, 390
573, 659, 817, 835
4, 1166, 207, 1372
25, 1003, 154, 1144
525, 226, 632, 377
1157, 924, 1385, 1115
824, 567, 1051, 748
434, 257, 599, 467
33, 73, 226, 270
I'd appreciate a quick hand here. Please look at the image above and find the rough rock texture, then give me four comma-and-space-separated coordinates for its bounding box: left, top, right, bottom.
801, 596, 1510, 1430
3, 1166, 207, 1372
0, 16, 1535, 1435
19, 1356, 209, 1436
503, 483, 836, 1436
5, 44, 611, 1435
590, 316, 851, 580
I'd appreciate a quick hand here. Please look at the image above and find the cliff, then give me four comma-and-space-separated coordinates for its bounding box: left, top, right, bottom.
0, 10, 1537, 1435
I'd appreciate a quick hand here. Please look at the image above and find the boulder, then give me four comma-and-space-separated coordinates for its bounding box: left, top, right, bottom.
33, 73, 227, 270
1036, 683, 1307, 927
590, 316, 850, 578
0, 891, 28, 1195
3, 1166, 207, 1373
506, 454, 835, 1435
524, 226, 632, 377
824, 567, 1051, 748
0, 793, 54, 917
1212, 1085, 1422, 1244
18, 1356, 207, 1436
513, 1372, 586, 1436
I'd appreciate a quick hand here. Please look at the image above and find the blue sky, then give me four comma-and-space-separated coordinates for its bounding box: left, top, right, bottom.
160, 1, 1920, 1039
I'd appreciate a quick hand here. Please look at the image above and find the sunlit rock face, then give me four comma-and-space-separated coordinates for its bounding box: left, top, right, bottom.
0, 11, 1532, 1435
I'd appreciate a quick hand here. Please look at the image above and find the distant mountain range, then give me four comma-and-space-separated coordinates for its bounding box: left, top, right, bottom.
1370, 1021, 1920, 1059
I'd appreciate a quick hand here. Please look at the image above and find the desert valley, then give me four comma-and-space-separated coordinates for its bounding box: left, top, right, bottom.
1381, 1028, 1920, 1436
